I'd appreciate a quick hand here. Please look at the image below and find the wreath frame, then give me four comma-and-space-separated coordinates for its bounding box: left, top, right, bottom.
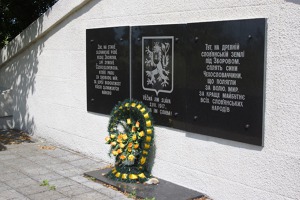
105, 99, 154, 183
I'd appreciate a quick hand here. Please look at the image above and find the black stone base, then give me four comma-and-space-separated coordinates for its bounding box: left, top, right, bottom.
84, 168, 204, 200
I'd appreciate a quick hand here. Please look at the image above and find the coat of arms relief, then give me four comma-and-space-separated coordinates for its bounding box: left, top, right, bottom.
142, 37, 174, 95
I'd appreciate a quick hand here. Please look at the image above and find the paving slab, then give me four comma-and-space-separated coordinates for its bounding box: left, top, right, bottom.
0, 189, 28, 200
27, 190, 66, 200
0, 138, 132, 200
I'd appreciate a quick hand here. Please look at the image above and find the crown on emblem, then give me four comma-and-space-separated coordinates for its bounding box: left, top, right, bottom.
153, 42, 161, 52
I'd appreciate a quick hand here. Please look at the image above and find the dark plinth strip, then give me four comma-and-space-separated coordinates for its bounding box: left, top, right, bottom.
84, 168, 204, 200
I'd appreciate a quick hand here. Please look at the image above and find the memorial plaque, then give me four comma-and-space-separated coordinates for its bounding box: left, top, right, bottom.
86, 27, 130, 114
131, 24, 187, 128
86, 19, 266, 145
186, 19, 266, 145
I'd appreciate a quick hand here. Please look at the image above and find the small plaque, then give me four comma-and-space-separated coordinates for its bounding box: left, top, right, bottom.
86, 27, 130, 114
131, 24, 187, 129
186, 19, 266, 145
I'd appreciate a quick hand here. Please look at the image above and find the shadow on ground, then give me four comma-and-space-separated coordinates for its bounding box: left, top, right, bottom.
0, 129, 33, 151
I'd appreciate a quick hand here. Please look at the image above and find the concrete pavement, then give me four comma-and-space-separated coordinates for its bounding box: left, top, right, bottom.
0, 139, 131, 200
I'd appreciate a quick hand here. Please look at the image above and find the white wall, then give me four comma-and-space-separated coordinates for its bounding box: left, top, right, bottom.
0, 0, 299, 199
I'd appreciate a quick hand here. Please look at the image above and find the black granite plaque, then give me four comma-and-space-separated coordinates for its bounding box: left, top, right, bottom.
131, 24, 187, 129
86, 19, 265, 145
186, 19, 266, 145
86, 27, 130, 114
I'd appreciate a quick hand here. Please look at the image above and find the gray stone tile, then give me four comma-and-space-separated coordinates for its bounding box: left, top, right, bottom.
79, 162, 108, 171
45, 163, 75, 171
0, 154, 21, 161
69, 175, 90, 183
20, 166, 52, 176
43, 149, 74, 158
31, 172, 64, 182
112, 195, 132, 200
5, 177, 38, 188
56, 184, 93, 198
55, 167, 85, 177
49, 178, 79, 188
0, 189, 27, 200
68, 158, 97, 167
16, 184, 50, 196
0, 172, 28, 182
59, 154, 85, 162
36, 159, 65, 167
0, 183, 11, 193
81, 181, 106, 190
9, 196, 30, 200
28, 190, 66, 200
9, 146, 40, 155
3, 158, 33, 167
26, 154, 55, 162
0, 164, 18, 174
72, 191, 112, 200
98, 187, 126, 198
0, 141, 135, 200
0, 150, 13, 155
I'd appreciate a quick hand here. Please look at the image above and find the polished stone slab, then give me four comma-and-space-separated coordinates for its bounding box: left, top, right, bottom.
85, 168, 204, 200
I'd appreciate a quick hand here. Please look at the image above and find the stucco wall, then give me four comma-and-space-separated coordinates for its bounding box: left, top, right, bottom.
0, 0, 299, 199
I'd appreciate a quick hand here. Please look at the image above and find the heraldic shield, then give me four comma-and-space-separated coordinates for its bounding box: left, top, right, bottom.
142, 36, 174, 95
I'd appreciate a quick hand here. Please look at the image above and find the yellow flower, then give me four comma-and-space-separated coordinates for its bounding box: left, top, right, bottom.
120, 154, 126, 160
128, 154, 135, 161
125, 103, 129, 107
110, 134, 116, 139
112, 150, 118, 156
136, 104, 142, 109
135, 121, 140, 128
129, 174, 138, 180
119, 143, 125, 148
122, 173, 128, 179
115, 172, 121, 178
146, 120, 152, 127
105, 136, 110, 142
132, 134, 137, 141
127, 147, 132, 152
127, 118, 131, 124
122, 134, 128, 140
140, 108, 146, 113
144, 143, 150, 149
134, 143, 139, 149
118, 134, 123, 140
117, 138, 122, 143
131, 126, 137, 132
144, 113, 149, 119
146, 136, 152, 142
131, 103, 136, 107
138, 173, 146, 179
139, 131, 145, 137
142, 150, 148, 155
146, 129, 152, 135
119, 106, 123, 110
110, 141, 117, 146
140, 157, 146, 165
112, 168, 117, 174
